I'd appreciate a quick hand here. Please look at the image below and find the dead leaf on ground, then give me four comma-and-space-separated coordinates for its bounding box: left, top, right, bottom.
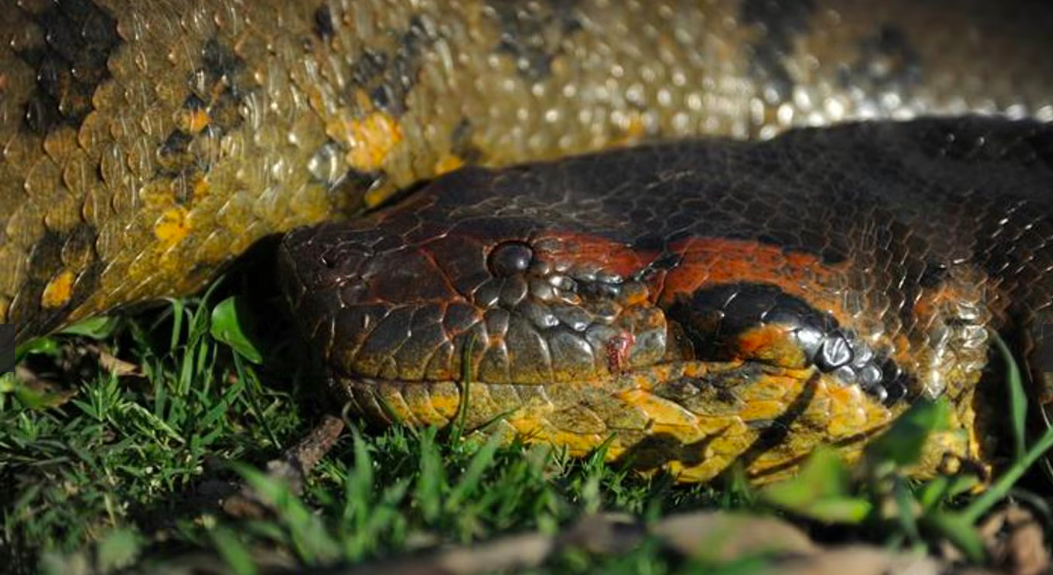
979, 504, 1050, 575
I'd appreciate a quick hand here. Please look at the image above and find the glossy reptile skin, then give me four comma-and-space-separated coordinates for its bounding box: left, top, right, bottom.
3, 1, 1053, 481
281, 118, 1053, 483
3, 0, 1053, 344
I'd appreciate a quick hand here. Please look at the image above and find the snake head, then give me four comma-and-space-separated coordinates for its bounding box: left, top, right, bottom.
278, 128, 1028, 483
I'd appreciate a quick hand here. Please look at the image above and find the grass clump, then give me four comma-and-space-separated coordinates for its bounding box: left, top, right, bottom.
1, 289, 1051, 574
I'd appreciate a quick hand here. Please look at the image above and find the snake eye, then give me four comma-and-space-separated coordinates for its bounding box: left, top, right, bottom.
488, 241, 534, 277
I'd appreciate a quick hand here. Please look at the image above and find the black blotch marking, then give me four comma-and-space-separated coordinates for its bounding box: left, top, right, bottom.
313, 5, 335, 40
450, 119, 483, 164
201, 37, 244, 89
324, 167, 388, 215
160, 130, 193, 157
183, 93, 208, 111
11, 224, 102, 344
153, 38, 250, 199
649, 251, 684, 271
351, 49, 388, 86
16, 0, 120, 135
817, 245, 849, 266
156, 130, 198, 178
185, 37, 249, 142
740, 0, 816, 102
654, 366, 763, 408
25, 226, 71, 285
652, 375, 707, 404
349, 15, 437, 115
878, 359, 911, 405
838, 25, 921, 100
341, 168, 385, 195
488, 0, 582, 81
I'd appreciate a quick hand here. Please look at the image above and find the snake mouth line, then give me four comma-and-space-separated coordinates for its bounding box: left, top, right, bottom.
331, 358, 925, 483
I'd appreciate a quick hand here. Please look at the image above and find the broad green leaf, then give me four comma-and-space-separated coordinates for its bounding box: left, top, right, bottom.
210, 296, 262, 364
15, 336, 60, 360
60, 316, 119, 339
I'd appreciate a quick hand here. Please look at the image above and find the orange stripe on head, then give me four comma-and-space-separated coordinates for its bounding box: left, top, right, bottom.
531, 231, 655, 279
657, 237, 852, 325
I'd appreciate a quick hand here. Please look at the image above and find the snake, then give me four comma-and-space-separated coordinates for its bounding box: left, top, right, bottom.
3, 0, 1053, 482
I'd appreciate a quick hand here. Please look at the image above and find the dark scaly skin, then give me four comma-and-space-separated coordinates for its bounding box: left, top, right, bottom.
3, 1, 1053, 481
281, 117, 1053, 483
3, 0, 1053, 345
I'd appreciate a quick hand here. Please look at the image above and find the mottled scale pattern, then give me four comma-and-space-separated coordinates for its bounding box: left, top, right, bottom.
282, 118, 1053, 482
3, 0, 1053, 344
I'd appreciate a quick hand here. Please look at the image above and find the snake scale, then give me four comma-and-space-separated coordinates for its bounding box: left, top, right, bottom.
3, 0, 1053, 482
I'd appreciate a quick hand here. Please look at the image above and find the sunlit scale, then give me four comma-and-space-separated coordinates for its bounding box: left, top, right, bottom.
280, 117, 1053, 484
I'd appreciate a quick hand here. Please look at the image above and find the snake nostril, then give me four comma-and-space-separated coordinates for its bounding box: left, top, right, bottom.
488, 241, 534, 277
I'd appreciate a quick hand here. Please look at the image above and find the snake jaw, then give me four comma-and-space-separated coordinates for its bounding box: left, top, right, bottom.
330, 356, 966, 484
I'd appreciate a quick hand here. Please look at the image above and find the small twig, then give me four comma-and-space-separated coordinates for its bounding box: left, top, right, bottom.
222, 415, 345, 519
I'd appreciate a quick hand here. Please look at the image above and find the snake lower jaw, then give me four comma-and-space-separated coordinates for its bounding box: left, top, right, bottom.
330, 359, 982, 484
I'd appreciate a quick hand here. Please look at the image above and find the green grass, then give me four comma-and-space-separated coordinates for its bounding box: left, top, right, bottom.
1, 287, 1052, 574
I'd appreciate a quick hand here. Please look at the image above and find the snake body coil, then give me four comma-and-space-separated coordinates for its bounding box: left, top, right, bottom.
3, 0, 1052, 341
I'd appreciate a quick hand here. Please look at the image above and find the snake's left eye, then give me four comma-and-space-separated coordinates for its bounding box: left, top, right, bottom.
488, 241, 534, 277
